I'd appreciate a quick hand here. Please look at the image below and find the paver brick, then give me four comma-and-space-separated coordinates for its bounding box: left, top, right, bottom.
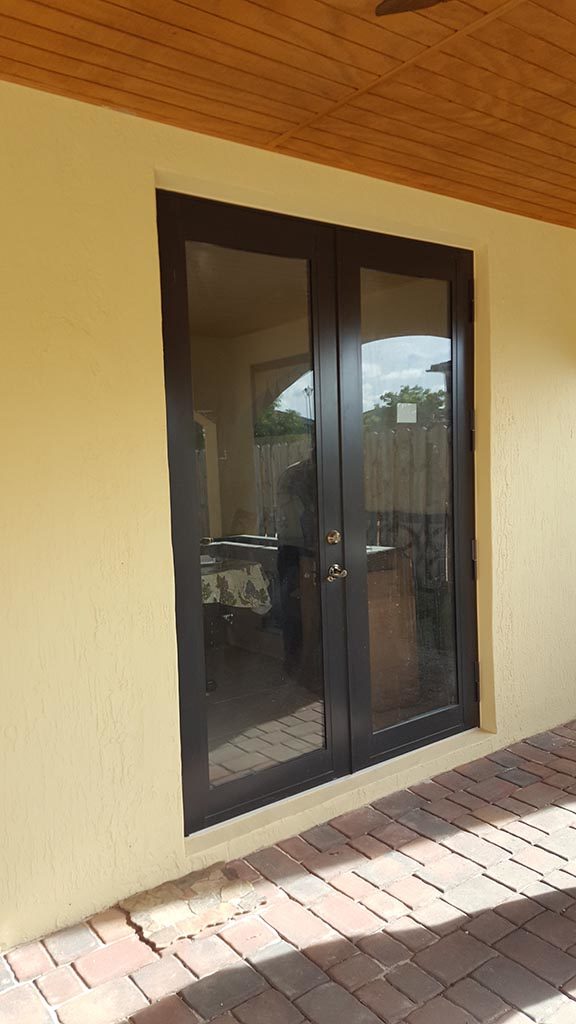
415, 931, 495, 984
130, 995, 202, 1023
5, 941, 53, 981
442, 875, 513, 914
131, 955, 193, 1002
249, 939, 327, 999
410, 899, 469, 935
278, 836, 316, 862
525, 909, 576, 949
180, 962, 267, 1017
349, 834, 392, 859
474, 954, 567, 1022
372, 791, 425, 819
302, 933, 356, 970
330, 807, 390, 837
422, 799, 464, 823
357, 931, 410, 968
410, 781, 452, 802
36, 965, 85, 1004
355, 849, 418, 887
384, 875, 439, 910
300, 824, 344, 851
220, 916, 278, 955
443, 829, 509, 867
296, 981, 382, 1024
457, 758, 501, 782
386, 962, 443, 1004
0, 984, 52, 1023
496, 928, 576, 986
356, 977, 416, 1021
485, 859, 541, 892
89, 909, 134, 944
537, 828, 576, 859
513, 783, 565, 808
56, 977, 148, 1024
360, 889, 409, 921
74, 936, 157, 987
371, 822, 421, 849
175, 934, 240, 976
446, 977, 510, 1022
234, 988, 304, 1024
44, 923, 100, 964
331, 871, 377, 900
0, 958, 14, 994
407, 994, 473, 1023
399, 808, 459, 842
417, 852, 481, 892
311, 891, 382, 938
386, 917, 438, 952
465, 910, 515, 945
302, 845, 368, 880
328, 952, 382, 992
512, 846, 566, 874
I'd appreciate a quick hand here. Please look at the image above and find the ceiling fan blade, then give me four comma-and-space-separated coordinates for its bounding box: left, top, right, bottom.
376, 0, 447, 14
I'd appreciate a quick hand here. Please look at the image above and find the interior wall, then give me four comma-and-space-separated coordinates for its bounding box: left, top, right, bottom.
2, 79, 576, 949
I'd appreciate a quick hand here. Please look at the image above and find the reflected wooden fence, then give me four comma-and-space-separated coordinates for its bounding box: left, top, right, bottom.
196, 425, 451, 541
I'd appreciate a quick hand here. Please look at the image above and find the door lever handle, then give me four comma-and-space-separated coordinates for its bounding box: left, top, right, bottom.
326, 564, 348, 582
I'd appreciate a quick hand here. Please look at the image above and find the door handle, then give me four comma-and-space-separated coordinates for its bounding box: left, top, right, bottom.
326, 564, 348, 582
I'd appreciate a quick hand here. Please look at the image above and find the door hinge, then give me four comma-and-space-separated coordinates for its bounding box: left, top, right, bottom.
470, 408, 476, 451
468, 279, 475, 324
471, 538, 478, 580
473, 660, 481, 702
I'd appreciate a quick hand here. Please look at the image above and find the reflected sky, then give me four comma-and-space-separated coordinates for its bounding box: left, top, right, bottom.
277, 335, 451, 416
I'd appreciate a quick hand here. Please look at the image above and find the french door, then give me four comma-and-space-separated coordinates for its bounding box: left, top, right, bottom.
157, 192, 478, 836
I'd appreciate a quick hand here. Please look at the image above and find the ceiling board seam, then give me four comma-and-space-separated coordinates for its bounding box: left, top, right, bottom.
409, 49, 576, 133
239, 0, 448, 56
266, 0, 526, 149
278, 137, 576, 224
384, 63, 576, 161
331, 103, 576, 190
47, 0, 382, 91
0, 9, 321, 116
0, 31, 303, 126
0, 48, 291, 133
474, 11, 576, 70
177, 0, 422, 67
26, 0, 358, 99
439, 32, 576, 112
290, 122, 576, 214
353, 82, 576, 175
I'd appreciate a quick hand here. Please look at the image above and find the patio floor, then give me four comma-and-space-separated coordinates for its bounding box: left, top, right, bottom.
6, 726, 576, 1023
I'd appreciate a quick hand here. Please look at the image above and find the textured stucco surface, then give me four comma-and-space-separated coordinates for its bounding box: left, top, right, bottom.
2, 79, 576, 950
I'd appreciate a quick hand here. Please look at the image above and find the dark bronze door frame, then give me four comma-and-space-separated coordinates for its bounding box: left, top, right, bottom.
157, 191, 478, 836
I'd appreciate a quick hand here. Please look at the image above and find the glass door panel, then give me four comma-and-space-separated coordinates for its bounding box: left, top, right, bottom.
360, 271, 457, 732
185, 241, 326, 787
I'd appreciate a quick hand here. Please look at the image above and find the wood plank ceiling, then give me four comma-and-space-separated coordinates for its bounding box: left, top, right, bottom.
2, 0, 576, 228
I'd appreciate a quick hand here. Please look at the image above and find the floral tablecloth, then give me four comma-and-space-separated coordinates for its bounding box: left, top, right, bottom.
201, 561, 272, 616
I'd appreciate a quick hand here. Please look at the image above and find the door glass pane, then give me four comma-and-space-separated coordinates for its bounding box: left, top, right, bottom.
360, 270, 457, 731
186, 241, 325, 786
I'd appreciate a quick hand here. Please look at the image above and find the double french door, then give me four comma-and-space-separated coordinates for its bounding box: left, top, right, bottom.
157, 192, 478, 835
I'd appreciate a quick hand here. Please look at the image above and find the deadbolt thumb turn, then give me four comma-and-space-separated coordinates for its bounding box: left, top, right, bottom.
326, 564, 348, 582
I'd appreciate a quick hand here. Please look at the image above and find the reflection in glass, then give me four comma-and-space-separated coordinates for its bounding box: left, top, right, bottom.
186, 242, 325, 786
360, 270, 457, 731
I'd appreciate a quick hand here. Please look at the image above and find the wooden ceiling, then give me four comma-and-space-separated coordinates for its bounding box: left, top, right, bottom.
3, 0, 576, 228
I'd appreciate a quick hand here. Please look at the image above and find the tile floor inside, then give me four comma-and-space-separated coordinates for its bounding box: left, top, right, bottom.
6, 724, 576, 1023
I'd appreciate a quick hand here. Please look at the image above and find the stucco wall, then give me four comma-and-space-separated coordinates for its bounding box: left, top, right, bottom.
2, 79, 576, 949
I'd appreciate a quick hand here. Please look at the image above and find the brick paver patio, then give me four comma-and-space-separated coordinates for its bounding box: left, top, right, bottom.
5, 724, 576, 1023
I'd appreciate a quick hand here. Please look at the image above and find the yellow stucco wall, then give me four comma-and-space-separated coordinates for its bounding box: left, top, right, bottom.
2, 79, 576, 950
